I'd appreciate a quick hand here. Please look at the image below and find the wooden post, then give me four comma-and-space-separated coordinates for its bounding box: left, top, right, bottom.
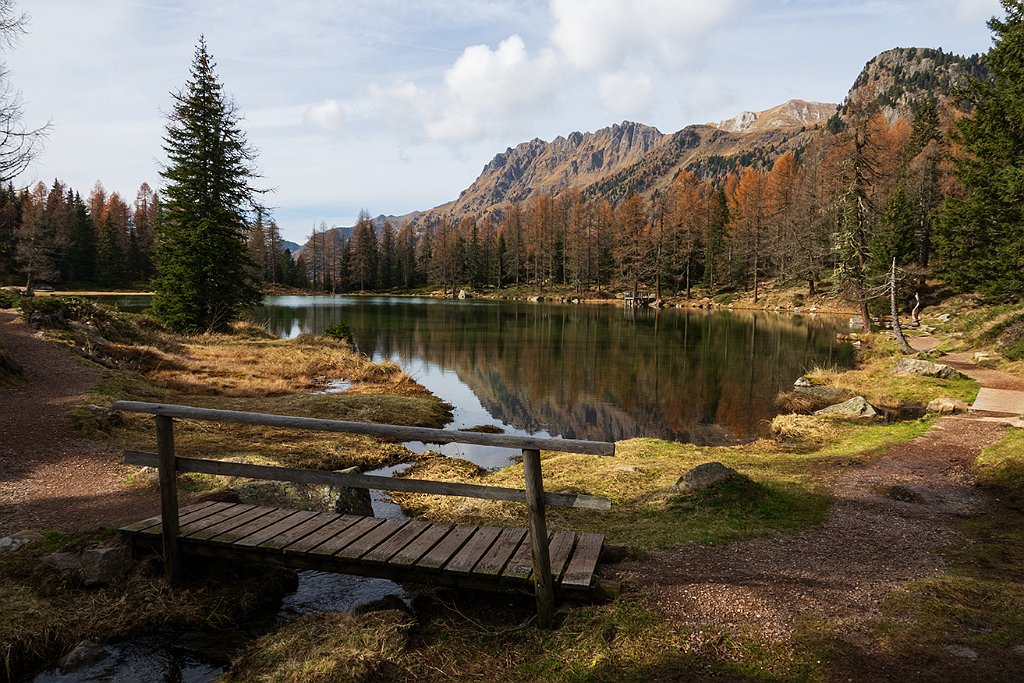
522, 448, 555, 628
155, 415, 182, 583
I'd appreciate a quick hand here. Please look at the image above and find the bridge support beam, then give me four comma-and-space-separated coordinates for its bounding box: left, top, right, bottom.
522, 448, 555, 628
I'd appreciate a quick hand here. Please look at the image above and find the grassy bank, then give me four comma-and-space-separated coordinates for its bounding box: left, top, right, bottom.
20, 296, 452, 475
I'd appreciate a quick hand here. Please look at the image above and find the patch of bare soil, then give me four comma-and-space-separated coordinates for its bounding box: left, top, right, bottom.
940, 351, 1024, 392
0, 310, 157, 536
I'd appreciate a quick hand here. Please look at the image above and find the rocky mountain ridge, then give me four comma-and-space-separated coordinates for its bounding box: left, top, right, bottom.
300, 46, 985, 251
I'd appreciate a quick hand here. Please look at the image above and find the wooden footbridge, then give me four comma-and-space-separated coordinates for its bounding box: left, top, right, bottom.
113, 402, 616, 627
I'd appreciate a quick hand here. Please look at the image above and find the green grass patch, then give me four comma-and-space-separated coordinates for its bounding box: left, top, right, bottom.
976, 428, 1024, 506
393, 420, 932, 552
808, 355, 979, 409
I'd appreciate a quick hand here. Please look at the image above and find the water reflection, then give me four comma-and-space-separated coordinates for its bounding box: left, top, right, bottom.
253, 297, 854, 445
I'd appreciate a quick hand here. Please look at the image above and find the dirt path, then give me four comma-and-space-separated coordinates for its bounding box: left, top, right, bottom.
615, 354, 1020, 665
0, 310, 156, 536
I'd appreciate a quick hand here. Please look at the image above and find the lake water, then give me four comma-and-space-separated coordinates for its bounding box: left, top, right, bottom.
249, 296, 854, 459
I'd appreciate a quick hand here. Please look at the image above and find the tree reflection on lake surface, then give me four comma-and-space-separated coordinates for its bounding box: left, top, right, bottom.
252, 296, 854, 445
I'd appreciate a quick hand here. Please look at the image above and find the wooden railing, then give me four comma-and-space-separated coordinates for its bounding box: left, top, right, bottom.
112, 401, 615, 627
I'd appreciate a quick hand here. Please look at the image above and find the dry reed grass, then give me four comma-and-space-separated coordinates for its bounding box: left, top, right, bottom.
0, 534, 292, 681
222, 609, 414, 682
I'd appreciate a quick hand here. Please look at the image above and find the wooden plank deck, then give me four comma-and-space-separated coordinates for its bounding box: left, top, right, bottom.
120, 503, 605, 599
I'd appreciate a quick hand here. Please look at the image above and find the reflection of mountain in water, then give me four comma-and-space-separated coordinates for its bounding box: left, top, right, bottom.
257, 299, 854, 444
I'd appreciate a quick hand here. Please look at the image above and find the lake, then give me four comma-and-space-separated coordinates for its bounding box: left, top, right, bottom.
248, 296, 854, 455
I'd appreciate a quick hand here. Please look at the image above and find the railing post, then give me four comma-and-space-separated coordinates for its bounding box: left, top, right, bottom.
155, 415, 182, 584
522, 448, 555, 628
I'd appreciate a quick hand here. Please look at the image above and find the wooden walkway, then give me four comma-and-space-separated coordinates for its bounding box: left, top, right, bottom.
121, 501, 606, 599
972, 387, 1024, 415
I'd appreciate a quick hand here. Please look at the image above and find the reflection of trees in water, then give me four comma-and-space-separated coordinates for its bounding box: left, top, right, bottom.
258, 300, 854, 444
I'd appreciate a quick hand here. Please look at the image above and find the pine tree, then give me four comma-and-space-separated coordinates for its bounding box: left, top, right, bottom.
938, 0, 1024, 300
152, 37, 262, 332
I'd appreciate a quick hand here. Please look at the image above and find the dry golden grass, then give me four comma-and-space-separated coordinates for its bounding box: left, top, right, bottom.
146, 333, 412, 398
223, 609, 414, 683
769, 414, 841, 448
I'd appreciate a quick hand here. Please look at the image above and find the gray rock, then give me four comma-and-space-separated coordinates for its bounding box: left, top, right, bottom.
890, 358, 962, 379
849, 316, 865, 330
45, 551, 82, 573
944, 644, 978, 660
673, 462, 739, 492
0, 530, 43, 554
613, 465, 639, 473
457, 289, 471, 300
794, 376, 815, 388
927, 397, 971, 415
334, 466, 374, 516
814, 396, 878, 419
79, 546, 133, 586
1012, 644, 1024, 658
59, 640, 110, 673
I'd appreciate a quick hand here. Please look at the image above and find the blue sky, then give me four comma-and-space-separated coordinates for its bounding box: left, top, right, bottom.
7, 0, 1002, 243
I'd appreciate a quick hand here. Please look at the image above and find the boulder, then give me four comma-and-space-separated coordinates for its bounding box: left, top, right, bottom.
45, 546, 134, 586
457, 289, 471, 300
78, 546, 133, 586
45, 551, 82, 573
814, 396, 878, 419
889, 358, 962, 379
927, 397, 971, 415
673, 462, 740, 492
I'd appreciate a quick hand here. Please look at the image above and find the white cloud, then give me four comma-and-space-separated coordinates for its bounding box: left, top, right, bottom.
304, 99, 344, 131
427, 35, 558, 143
550, 0, 737, 70
598, 71, 653, 114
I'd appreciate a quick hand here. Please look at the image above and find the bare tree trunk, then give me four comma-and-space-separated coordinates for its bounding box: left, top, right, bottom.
891, 257, 913, 354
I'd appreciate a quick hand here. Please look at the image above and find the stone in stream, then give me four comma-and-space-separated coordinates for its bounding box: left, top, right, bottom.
813, 396, 878, 419
59, 641, 111, 673
889, 358, 963, 379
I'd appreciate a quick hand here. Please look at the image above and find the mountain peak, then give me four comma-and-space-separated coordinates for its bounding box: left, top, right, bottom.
711, 99, 838, 133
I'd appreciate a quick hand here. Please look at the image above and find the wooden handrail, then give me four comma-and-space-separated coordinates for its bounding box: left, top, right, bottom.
124, 451, 611, 510
115, 401, 616, 628
112, 401, 615, 456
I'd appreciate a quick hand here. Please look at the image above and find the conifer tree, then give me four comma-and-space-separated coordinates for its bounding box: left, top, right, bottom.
152, 37, 261, 332
938, 0, 1024, 300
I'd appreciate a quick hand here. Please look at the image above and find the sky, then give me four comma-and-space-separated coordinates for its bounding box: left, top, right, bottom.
6, 0, 1004, 244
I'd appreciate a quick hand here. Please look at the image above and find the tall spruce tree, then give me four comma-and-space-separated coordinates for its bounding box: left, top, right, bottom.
938, 0, 1024, 300
152, 37, 261, 332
